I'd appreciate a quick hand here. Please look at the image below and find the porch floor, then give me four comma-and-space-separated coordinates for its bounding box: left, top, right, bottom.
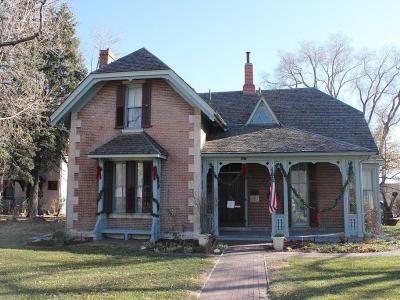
218, 228, 345, 243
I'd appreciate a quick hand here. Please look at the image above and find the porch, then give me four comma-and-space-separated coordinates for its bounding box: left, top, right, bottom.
202, 156, 380, 240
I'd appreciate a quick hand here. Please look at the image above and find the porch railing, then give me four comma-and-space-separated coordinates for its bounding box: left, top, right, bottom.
348, 214, 358, 236
275, 214, 285, 235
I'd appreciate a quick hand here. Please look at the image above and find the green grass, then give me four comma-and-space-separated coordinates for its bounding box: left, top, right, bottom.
382, 223, 400, 240
0, 217, 212, 299
269, 256, 400, 299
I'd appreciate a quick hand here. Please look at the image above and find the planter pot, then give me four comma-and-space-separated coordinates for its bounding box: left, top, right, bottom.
272, 236, 285, 251
198, 234, 211, 246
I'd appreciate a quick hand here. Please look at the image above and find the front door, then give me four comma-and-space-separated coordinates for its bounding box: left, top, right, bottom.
290, 164, 309, 227
219, 168, 245, 227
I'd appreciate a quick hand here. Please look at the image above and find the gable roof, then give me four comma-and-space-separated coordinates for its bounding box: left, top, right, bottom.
92, 48, 170, 74
51, 48, 222, 125
199, 88, 378, 153
88, 132, 168, 158
202, 126, 371, 154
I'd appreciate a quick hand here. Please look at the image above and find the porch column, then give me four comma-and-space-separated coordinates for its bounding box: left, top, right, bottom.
151, 158, 161, 242
282, 161, 290, 237
340, 160, 351, 238
373, 164, 381, 228
93, 159, 106, 240
354, 160, 364, 238
212, 160, 219, 236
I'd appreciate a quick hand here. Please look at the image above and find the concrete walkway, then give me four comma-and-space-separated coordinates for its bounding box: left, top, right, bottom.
199, 244, 269, 299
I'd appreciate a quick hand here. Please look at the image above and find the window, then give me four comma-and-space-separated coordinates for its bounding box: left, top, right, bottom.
111, 161, 152, 213
362, 167, 376, 210
126, 85, 142, 128
48, 181, 58, 190
290, 164, 309, 226
249, 101, 275, 124
113, 162, 126, 213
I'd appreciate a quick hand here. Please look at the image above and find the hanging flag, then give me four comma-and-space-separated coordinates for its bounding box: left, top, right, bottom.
269, 176, 278, 214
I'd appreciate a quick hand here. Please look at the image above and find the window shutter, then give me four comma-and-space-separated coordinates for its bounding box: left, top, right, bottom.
115, 84, 126, 128
142, 82, 152, 128
103, 161, 114, 214
126, 161, 136, 213
142, 161, 153, 213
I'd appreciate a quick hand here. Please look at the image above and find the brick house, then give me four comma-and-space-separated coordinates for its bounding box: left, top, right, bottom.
51, 48, 380, 241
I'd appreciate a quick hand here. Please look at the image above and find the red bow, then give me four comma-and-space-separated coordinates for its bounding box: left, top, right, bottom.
315, 207, 320, 224
241, 164, 247, 178
96, 165, 102, 181
152, 166, 157, 181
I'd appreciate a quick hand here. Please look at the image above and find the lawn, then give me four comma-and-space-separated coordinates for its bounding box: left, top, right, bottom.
268, 256, 400, 299
0, 216, 212, 299
382, 223, 400, 240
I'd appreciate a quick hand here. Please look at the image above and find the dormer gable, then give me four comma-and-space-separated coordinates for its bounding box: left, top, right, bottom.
246, 97, 279, 125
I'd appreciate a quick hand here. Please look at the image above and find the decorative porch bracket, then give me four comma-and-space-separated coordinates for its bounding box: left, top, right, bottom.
150, 158, 161, 242
93, 159, 106, 240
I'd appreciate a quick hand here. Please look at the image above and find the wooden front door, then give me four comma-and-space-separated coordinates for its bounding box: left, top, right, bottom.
219, 171, 245, 227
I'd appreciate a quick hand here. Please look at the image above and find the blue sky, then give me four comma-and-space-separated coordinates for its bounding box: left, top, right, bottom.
68, 0, 400, 94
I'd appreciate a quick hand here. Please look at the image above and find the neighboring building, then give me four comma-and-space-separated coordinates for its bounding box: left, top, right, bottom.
51, 48, 380, 241
2, 161, 67, 215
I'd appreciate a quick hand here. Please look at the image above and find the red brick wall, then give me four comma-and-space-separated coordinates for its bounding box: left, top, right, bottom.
246, 164, 284, 228
72, 79, 194, 234
107, 217, 152, 230
312, 163, 344, 229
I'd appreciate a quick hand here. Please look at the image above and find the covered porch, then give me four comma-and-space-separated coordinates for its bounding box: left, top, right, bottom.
202, 155, 380, 240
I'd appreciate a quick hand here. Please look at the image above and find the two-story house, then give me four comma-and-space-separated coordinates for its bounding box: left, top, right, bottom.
51, 48, 380, 242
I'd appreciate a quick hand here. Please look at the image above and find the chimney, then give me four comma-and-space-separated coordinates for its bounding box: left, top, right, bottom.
243, 51, 255, 94
98, 48, 115, 68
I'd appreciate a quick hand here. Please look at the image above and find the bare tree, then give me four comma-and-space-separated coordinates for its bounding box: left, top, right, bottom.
89, 27, 121, 71
263, 34, 359, 99
355, 48, 400, 126
0, 0, 47, 48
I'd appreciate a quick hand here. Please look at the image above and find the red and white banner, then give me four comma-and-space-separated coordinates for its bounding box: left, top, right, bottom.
269, 178, 278, 214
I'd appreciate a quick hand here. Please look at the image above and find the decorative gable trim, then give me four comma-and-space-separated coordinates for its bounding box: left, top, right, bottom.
246, 96, 280, 125
50, 70, 222, 126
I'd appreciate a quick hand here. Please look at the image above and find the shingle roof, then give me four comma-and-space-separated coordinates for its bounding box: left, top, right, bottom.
92, 48, 170, 74
202, 126, 371, 154
199, 88, 378, 153
89, 132, 168, 157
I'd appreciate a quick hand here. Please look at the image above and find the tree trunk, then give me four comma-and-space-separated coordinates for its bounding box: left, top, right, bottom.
0, 175, 3, 213
30, 175, 39, 218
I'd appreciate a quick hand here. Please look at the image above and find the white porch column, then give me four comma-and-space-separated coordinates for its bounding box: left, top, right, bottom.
373, 164, 381, 228
151, 158, 161, 242
212, 160, 219, 236
93, 159, 106, 240
270, 164, 277, 237
340, 160, 351, 238
354, 160, 364, 238
282, 161, 290, 237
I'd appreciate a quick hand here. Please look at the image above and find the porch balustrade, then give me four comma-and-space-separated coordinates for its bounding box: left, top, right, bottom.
275, 214, 285, 235
348, 214, 358, 236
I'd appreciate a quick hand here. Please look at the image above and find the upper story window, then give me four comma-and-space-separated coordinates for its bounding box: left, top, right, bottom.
126, 85, 143, 129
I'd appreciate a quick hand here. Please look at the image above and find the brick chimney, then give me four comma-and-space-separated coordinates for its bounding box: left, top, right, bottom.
243, 51, 255, 94
98, 48, 115, 68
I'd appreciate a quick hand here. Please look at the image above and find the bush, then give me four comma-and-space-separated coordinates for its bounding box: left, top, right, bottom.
52, 230, 71, 246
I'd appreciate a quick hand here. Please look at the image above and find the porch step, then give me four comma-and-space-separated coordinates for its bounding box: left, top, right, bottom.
101, 228, 151, 240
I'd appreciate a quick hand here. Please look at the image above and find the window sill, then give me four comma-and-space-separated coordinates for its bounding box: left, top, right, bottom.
121, 128, 143, 134
108, 213, 152, 219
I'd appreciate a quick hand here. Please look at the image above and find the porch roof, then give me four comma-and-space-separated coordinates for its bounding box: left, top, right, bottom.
88, 132, 168, 159
202, 126, 373, 154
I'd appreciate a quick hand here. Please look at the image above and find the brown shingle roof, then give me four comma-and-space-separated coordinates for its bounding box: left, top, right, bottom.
89, 132, 168, 157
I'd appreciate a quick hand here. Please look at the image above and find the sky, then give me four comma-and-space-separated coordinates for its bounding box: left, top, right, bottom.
68, 0, 400, 96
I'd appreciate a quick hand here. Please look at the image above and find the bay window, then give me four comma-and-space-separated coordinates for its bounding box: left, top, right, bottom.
362, 166, 377, 210
110, 161, 153, 214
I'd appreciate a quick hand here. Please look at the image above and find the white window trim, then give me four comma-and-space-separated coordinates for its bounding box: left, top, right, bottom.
246, 96, 280, 125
